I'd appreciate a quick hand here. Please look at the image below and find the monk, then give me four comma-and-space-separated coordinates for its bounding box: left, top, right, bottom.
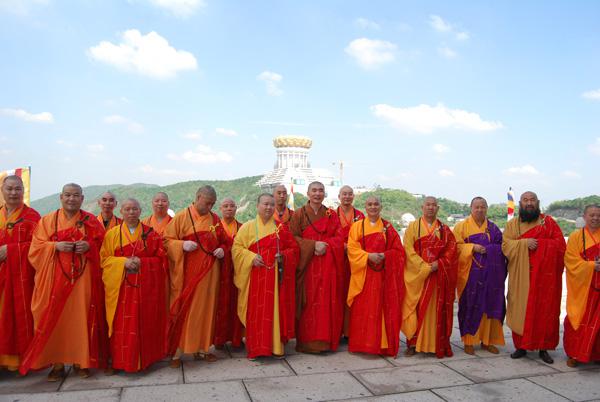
337, 185, 365, 341
453, 197, 507, 355
164, 185, 229, 367
101, 198, 168, 373
273, 185, 294, 227
97, 191, 122, 230
20, 183, 108, 381
0, 175, 41, 372
402, 196, 457, 358
214, 197, 244, 349
563, 204, 600, 367
232, 194, 300, 359
503, 191, 566, 364
141, 192, 172, 236
346, 195, 405, 357
290, 181, 344, 354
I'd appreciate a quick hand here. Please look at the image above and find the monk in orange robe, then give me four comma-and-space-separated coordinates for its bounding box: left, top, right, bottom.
0, 175, 41, 372
402, 196, 457, 358
503, 191, 566, 364
290, 181, 344, 353
101, 198, 168, 373
164, 185, 229, 367
141, 192, 172, 236
232, 194, 300, 359
214, 197, 244, 349
564, 204, 600, 367
20, 183, 108, 381
337, 185, 365, 341
347, 196, 405, 357
97, 191, 122, 230
273, 184, 294, 227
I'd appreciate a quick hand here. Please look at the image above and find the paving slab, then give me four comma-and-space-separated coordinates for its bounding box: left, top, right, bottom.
443, 355, 558, 383
353, 363, 472, 395
0, 367, 63, 395
528, 369, 600, 401
120, 380, 250, 402
0, 388, 121, 402
432, 378, 569, 402
184, 357, 292, 383
244, 372, 371, 402
385, 345, 476, 368
60, 361, 182, 392
286, 351, 391, 375
526, 346, 600, 373
338, 390, 444, 401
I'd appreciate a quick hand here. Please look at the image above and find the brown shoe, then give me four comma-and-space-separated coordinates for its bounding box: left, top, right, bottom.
104, 367, 116, 376
169, 358, 181, 368
404, 346, 416, 356
47, 365, 66, 382
73, 365, 91, 379
483, 344, 499, 354
464, 345, 475, 355
566, 358, 578, 368
194, 352, 218, 362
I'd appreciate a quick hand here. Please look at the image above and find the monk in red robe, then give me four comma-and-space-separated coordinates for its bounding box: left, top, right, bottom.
141, 192, 172, 236
214, 197, 244, 349
0, 175, 41, 372
289, 181, 344, 353
164, 185, 229, 367
20, 183, 108, 381
273, 185, 294, 227
97, 191, 122, 231
101, 198, 168, 373
347, 196, 405, 356
337, 185, 365, 341
564, 204, 600, 367
503, 191, 566, 364
402, 196, 457, 358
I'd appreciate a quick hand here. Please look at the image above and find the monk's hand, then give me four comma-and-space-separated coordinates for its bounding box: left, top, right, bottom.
473, 244, 487, 254
314, 241, 328, 256
55, 241, 74, 252
526, 238, 538, 250
594, 258, 600, 272
125, 257, 140, 273
253, 254, 264, 267
182, 240, 198, 252
213, 248, 225, 259
0, 244, 7, 262
74, 241, 90, 254
430, 261, 439, 272
368, 253, 384, 265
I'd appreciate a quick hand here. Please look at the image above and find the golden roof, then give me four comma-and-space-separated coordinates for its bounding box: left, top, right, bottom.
273, 135, 312, 148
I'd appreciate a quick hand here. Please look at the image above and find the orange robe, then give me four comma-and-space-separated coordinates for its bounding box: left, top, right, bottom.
20, 209, 108, 374
98, 214, 122, 231
141, 214, 172, 237
0, 204, 41, 369
274, 207, 294, 228
563, 228, 600, 362
347, 218, 405, 356
164, 206, 228, 356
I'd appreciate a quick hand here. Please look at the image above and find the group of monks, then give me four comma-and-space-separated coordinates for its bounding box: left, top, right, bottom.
1, 174, 599, 383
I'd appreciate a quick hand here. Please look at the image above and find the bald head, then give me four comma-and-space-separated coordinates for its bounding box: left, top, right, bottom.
121, 198, 141, 226
520, 191, 538, 203
519, 191, 541, 223
219, 197, 237, 220
151, 191, 170, 217
60, 183, 84, 214
98, 190, 118, 216
2, 175, 23, 187
422, 196, 439, 221
338, 185, 355, 207
273, 184, 288, 208
153, 191, 169, 202
62, 183, 83, 194
196, 185, 217, 199
1, 175, 25, 208
194, 185, 217, 215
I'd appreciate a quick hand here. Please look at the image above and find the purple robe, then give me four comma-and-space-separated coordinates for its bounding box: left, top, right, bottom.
458, 220, 507, 336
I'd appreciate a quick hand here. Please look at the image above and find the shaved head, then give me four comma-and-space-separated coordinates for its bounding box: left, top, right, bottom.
1, 175, 23, 187
100, 191, 116, 199
62, 183, 83, 194
121, 198, 141, 209
308, 181, 325, 191
423, 196, 438, 205
196, 185, 217, 199
273, 184, 287, 194
220, 197, 236, 206
520, 191, 538, 202
338, 185, 353, 196
153, 191, 169, 201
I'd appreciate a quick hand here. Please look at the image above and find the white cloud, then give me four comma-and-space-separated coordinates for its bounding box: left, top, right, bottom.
181, 130, 202, 140
0, 0, 48, 15
504, 165, 540, 176
429, 15, 469, 41
0, 149, 12, 155
86, 144, 105, 153
433, 143, 450, 153
355, 18, 380, 30
88, 29, 198, 79
439, 169, 455, 177
582, 89, 600, 100
345, 38, 397, 69
371, 103, 503, 134
438, 46, 457, 59
1, 108, 54, 123
215, 127, 237, 137
167, 144, 233, 163
561, 170, 581, 179
589, 137, 600, 155
103, 114, 144, 133
257, 71, 283, 96
143, 0, 205, 18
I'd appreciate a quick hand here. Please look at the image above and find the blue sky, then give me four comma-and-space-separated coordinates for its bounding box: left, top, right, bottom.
1, 0, 599, 205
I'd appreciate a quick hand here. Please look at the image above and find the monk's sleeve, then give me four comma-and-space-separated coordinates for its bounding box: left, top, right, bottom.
28, 215, 58, 322
453, 222, 473, 298
163, 214, 186, 305
100, 228, 125, 337
289, 210, 315, 273
346, 222, 368, 306
501, 220, 529, 260
386, 227, 406, 307
232, 222, 256, 325
564, 231, 594, 330
403, 224, 432, 274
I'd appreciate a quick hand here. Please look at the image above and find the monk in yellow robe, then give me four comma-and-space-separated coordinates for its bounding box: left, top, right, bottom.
0, 176, 41, 372
101, 198, 168, 373
273, 185, 294, 227
20, 183, 109, 381
97, 191, 122, 230
141, 192, 172, 236
402, 196, 458, 358
564, 204, 600, 367
232, 194, 299, 359
164, 185, 229, 367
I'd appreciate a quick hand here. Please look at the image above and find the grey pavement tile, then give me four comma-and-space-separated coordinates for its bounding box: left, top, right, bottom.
353, 363, 472, 395
526, 346, 600, 373
60, 361, 182, 392
0, 389, 120, 402
120, 380, 250, 402
385, 345, 476, 368
443, 355, 558, 383
528, 369, 600, 401
286, 351, 392, 375
183, 357, 292, 383
432, 378, 569, 402
336, 390, 444, 401
0, 367, 62, 395
244, 372, 371, 402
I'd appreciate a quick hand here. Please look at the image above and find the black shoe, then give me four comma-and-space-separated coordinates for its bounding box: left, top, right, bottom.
510, 348, 527, 359
539, 350, 554, 364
